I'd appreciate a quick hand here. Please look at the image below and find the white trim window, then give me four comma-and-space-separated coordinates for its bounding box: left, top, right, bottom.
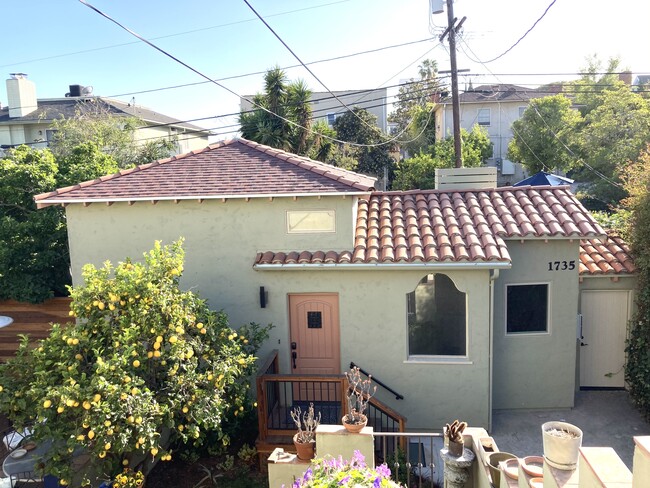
407, 274, 467, 358
477, 108, 491, 126
506, 283, 550, 334
518, 106, 527, 118
286, 210, 336, 234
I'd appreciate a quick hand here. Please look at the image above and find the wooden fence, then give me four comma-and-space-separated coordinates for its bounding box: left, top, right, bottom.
0, 298, 72, 362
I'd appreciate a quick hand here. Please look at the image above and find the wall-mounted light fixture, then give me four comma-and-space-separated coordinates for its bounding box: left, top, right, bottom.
260, 286, 268, 308
0, 316, 14, 328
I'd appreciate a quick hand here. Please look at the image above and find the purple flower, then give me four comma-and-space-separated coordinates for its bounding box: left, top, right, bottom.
302, 468, 313, 481
375, 463, 391, 478
373, 477, 382, 488
338, 475, 351, 485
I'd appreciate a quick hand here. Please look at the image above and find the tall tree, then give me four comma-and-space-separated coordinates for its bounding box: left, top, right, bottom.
50, 99, 176, 168
388, 59, 441, 155
333, 108, 394, 177
240, 68, 333, 160
0, 144, 119, 303
507, 95, 582, 174
393, 126, 492, 190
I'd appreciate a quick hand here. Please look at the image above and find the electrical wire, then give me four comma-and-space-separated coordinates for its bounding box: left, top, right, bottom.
1, 0, 351, 69
77, 0, 418, 149
476, 0, 558, 64
242, 0, 387, 137
458, 37, 623, 189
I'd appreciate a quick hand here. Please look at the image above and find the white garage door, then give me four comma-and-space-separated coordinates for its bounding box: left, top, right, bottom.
579, 290, 630, 388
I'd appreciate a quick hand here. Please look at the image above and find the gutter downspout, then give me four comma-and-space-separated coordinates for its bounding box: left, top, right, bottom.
488, 268, 499, 431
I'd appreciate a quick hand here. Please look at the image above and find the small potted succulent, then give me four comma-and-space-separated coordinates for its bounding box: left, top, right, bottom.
443, 419, 467, 457
342, 366, 376, 433
291, 403, 321, 460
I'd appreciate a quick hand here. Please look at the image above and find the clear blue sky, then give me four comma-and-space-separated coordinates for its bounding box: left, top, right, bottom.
3, 0, 648, 140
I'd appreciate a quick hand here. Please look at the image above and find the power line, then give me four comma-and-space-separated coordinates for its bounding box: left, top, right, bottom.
105, 36, 438, 99
458, 37, 623, 189
242, 0, 385, 137
475, 0, 558, 64
1, 0, 351, 69
78, 0, 440, 150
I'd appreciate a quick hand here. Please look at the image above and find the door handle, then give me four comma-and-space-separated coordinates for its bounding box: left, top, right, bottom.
292, 351, 297, 369
580, 340, 588, 346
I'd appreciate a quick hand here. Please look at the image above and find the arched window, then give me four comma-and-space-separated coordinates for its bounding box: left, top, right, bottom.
406, 274, 467, 357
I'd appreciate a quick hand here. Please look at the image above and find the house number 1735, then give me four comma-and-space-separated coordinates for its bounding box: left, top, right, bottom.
548, 260, 576, 271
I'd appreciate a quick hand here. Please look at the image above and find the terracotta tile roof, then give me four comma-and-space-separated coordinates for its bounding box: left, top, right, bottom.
579, 233, 636, 276
255, 187, 606, 267
34, 139, 375, 207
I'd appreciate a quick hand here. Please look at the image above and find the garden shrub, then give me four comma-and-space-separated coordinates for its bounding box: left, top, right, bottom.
0, 239, 270, 485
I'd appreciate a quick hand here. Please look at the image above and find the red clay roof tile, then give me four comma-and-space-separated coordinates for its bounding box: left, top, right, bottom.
256, 187, 606, 267
579, 233, 636, 276
35, 139, 375, 206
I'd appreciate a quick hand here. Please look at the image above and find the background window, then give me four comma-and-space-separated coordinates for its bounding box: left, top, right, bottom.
407, 274, 467, 357
518, 106, 527, 118
478, 108, 491, 126
506, 284, 549, 334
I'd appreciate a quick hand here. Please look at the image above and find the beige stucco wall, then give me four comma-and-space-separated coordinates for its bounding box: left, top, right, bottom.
64, 197, 492, 429
492, 239, 580, 409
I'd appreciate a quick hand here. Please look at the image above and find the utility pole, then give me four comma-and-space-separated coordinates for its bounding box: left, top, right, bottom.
443, 0, 463, 168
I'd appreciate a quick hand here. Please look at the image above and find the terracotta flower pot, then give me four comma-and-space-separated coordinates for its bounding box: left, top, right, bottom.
293, 434, 315, 461
342, 413, 367, 433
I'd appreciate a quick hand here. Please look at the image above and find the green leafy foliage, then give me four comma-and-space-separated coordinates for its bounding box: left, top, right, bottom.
49, 99, 177, 168
508, 95, 582, 174
623, 146, 650, 420
0, 144, 119, 303
0, 240, 271, 485
392, 126, 492, 190
333, 108, 395, 177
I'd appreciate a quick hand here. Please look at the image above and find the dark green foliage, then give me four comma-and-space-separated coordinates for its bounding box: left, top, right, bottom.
624, 147, 650, 419
333, 107, 395, 176
0, 144, 119, 302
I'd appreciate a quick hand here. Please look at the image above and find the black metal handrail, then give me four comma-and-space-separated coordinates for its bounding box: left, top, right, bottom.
350, 361, 404, 400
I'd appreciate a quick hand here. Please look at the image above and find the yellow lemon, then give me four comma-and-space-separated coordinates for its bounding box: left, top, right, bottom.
68, 310, 75, 317
127, 415, 134, 423
99, 451, 106, 458
239, 406, 244, 411
108, 303, 115, 311
83, 401, 91, 410
97, 302, 105, 310
105, 442, 111, 450
66, 399, 75, 407
196, 322, 203, 329
104, 420, 111, 427
207, 374, 213, 381
57, 406, 64, 414
73, 401, 79, 407
150, 447, 159, 456
123, 376, 131, 383
72, 338, 79, 345
120, 300, 126, 306
76, 434, 85, 441
175, 326, 184, 334
153, 350, 161, 358
178, 425, 184, 432
82, 422, 89, 428
88, 430, 95, 440
153, 342, 161, 350
75, 354, 83, 361
66, 338, 74, 346
169, 335, 178, 344
147, 351, 153, 358
132, 360, 140, 368
122, 459, 129, 466
160, 360, 166, 366
182, 407, 188, 414
156, 336, 163, 343
135, 416, 142, 424
200, 328, 207, 334
93, 394, 101, 403
107, 429, 114, 436
237, 358, 246, 365
43, 400, 52, 408
60, 479, 68, 486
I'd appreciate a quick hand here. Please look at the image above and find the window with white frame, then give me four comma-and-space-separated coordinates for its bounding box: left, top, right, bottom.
287, 210, 336, 233
477, 108, 491, 126
506, 283, 549, 334
327, 113, 340, 126
518, 106, 527, 118
407, 274, 467, 357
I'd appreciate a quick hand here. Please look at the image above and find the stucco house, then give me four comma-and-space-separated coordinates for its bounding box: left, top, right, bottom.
434, 84, 560, 186
0, 74, 210, 156
34, 139, 633, 432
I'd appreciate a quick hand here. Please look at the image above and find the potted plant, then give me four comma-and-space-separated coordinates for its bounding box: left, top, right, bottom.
292, 450, 401, 487
443, 419, 467, 457
291, 403, 321, 461
342, 366, 376, 433
541, 421, 583, 470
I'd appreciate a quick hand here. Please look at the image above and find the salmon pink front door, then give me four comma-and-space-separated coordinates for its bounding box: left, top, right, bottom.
288, 293, 341, 376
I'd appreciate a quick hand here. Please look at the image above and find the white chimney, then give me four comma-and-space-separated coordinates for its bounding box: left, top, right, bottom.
7, 73, 37, 118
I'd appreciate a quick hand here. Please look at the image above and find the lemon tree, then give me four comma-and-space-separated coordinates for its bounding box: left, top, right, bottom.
0, 240, 269, 484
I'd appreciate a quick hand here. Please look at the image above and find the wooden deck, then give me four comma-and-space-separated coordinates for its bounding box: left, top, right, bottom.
0, 298, 72, 362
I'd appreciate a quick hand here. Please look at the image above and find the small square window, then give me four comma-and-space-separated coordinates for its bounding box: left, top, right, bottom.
307, 311, 322, 329
478, 108, 490, 126
518, 106, 527, 118
327, 113, 340, 126
506, 284, 549, 334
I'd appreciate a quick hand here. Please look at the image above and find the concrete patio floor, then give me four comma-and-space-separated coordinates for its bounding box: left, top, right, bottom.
490, 390, 650, 469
